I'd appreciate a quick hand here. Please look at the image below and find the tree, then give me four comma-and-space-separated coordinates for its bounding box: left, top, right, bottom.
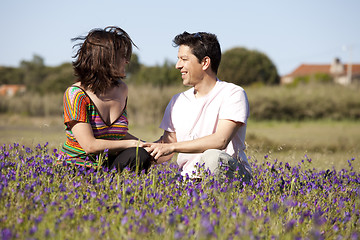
19, 54, 46, 92
0, 67, 23, 85
41, 63, 75, 94
128, 60, 180, 87
127, 53, 141, 75
218, 47, 280, 86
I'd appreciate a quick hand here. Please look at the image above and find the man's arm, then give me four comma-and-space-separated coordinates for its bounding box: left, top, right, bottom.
144, 119, 242, 160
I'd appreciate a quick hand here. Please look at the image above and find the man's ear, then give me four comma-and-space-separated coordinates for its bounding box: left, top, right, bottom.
201, 56, 211, 71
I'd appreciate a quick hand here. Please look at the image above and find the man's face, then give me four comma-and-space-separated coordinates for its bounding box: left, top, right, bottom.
175, 45, 204, 86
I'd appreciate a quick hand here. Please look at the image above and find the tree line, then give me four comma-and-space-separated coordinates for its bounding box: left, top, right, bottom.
0, 47, 280, 94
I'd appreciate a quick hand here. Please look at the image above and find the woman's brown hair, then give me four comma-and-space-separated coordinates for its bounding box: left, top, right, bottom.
72, 26, 137, 94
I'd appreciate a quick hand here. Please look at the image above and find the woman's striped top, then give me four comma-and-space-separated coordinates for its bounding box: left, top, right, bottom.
61, 86, 128, 166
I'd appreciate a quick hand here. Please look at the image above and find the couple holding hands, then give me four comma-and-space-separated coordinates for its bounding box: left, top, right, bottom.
60, 26, 252, 183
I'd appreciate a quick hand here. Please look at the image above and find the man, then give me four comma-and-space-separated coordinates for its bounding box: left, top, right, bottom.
145, 31, 251, 182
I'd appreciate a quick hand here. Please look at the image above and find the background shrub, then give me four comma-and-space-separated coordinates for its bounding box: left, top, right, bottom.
246, 83, 360, 121
1, 83, 359, 122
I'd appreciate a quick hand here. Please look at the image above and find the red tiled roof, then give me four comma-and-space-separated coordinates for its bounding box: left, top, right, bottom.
345, 64, 360, 74
0, 84, 26, 96
290, 64, 330, 77
284, 63, 360, 77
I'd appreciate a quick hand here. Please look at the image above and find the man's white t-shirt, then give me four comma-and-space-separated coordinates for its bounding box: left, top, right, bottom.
160, 79, 250, 176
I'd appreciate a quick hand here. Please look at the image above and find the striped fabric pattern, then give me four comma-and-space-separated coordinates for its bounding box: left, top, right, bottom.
61, 86, 128, 165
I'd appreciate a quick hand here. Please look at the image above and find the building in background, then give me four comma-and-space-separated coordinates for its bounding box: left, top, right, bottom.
0, 84, 26, 97
281, 58, 360, 85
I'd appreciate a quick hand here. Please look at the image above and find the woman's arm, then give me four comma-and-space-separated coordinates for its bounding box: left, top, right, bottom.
70, 121, 142, 155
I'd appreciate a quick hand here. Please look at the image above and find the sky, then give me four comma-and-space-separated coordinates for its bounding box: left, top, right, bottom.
0, 0, 359, 76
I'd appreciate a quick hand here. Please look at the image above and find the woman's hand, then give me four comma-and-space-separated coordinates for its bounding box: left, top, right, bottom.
143, 142, 175, 161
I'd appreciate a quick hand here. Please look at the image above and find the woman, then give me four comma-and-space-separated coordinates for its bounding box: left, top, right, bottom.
60, 26, 152, 173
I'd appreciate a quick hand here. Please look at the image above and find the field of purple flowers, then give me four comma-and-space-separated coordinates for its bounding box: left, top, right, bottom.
0, 143, 359, 239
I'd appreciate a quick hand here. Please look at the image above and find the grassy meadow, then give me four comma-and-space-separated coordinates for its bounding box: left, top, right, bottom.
1, 117, 359, 239
0, 114, 359, 172
1, 83, 359, 239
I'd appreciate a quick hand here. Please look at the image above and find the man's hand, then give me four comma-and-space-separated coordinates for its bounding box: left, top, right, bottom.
143, 142, 175, 163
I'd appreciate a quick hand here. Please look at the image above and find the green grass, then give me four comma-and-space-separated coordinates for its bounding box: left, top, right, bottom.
1, 115, 359, 171
0, 115, 65, 150
245, 120, 360, 171
1, 115, 359, 239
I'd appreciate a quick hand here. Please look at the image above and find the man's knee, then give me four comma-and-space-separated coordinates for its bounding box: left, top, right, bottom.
199, 149, 252, 183
199, 149, 223, 172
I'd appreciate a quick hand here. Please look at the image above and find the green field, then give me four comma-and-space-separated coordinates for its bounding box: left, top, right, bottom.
1, 114, 359, 172
1, 114, 359, 239
245, 120, 360, 171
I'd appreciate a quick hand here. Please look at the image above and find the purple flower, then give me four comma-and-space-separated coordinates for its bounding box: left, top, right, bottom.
121, 216, 128, 225
1, 228, 13, 240
333, 224, 339, 232
313, 211, 326, 226
286, 219, 297, 231
351, 231, 359, 240
271, 203, 279, 213
33, 195, 41, 202
174, 230, 184, 239
29, 225, 38, 235
168, 214, 176, 225
63, 208, 75, 219
44, 228, 50, 237
156, 227, 164, 234
139, 225, 149, 233
90, 191, 97, 198
35, 215, 43, 224
200, 215, 215, 237
201, 193, 208, 200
